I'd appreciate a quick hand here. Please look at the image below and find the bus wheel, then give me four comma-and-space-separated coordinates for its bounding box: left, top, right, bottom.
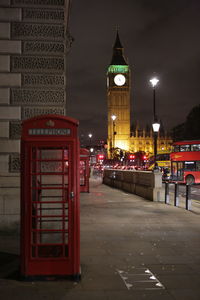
186, 175, 195, 185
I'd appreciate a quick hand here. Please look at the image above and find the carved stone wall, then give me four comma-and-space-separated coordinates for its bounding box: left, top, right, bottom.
23, 41, 64, 55
9, 153, 21, 173
22, 106, 65, 119
0, 0, 71, 177
12, 23, 64, 40
22, 8, 64, 22
11, 56, 64, 72
22, 74, 65, 87
10, 121, 22, 140
11, 89, 65, 105
11, 0, 65, 7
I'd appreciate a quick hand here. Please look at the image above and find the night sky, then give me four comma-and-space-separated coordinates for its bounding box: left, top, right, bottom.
68, 0, 200, 145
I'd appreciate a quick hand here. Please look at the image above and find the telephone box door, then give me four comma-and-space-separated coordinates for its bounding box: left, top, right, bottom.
80, 148, 90, 193
21, 141, 79, 277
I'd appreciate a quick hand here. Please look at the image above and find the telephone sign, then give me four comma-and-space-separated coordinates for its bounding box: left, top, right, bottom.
29, 128, 71, 135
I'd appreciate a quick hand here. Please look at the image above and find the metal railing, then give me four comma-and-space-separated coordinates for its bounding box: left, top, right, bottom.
164, 182, 192, 210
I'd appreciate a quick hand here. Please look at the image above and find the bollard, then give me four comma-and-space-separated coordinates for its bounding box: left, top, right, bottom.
165, 182, 169, 204
174, 182, 179, 207
186, 184, 191, 210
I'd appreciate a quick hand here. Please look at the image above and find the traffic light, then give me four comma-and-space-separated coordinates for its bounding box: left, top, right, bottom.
97, 154, 105, 161
129, 154, 135, 160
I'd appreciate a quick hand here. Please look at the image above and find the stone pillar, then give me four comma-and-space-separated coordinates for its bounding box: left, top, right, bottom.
0, 0, 72, 229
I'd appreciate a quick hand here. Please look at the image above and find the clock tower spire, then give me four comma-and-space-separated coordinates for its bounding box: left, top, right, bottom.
110, 31, 128, 66
107, 31, 131, 158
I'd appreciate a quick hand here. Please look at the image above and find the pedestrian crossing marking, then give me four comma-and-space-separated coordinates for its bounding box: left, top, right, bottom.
116, 267, 165, 290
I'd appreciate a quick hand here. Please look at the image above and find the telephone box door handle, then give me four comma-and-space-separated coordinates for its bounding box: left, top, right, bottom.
70, 191, 74, 201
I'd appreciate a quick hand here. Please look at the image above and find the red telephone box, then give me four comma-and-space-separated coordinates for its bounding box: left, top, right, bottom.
20, 114, 80, 280
80, 148, 90, 193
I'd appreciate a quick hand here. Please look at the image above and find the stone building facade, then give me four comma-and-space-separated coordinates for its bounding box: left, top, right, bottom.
130, 127, 172, 155
0, 0, 72, 229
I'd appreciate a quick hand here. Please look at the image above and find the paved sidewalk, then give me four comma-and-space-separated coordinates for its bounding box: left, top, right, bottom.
0, 177, 200, 299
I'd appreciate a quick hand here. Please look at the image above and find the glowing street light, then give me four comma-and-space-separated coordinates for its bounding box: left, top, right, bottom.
150, 77, 160, 170
150, 77, 159, 119
88, 133, 93, 153
150, 77, 159, 88
111, 114, 117, 121
152, 121, 160, 133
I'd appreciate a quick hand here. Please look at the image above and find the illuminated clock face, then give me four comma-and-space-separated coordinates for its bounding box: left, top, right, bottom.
114, 74, 126, 86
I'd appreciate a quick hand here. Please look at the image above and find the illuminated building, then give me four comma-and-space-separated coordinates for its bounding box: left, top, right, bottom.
106, 31, 172, 158
107, 31, 131, 157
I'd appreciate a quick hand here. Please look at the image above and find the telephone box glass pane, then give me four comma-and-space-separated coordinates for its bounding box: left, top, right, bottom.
31, 147, 69, 259
41, 149, 63, 160
80, 161, 86, 186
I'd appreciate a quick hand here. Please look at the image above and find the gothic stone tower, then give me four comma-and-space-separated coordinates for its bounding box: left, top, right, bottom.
107, 31, 131, 158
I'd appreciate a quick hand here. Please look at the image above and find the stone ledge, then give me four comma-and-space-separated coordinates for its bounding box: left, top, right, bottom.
0, 187, 20, 196
0, 172, 20, 177
0, 88, 10, 104
0, 122, 9, 138
0, 73, 21, 87
0, 155, 9, 173
0, 176, 20, 187
0, 55, 10, 72
0, 8, 22, 21
0, 23, 10, 39
0, 40, 21, 54
103, 169, 164, 201
0, 140, 20, 153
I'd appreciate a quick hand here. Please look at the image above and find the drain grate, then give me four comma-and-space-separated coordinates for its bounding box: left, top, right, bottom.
117, 267, 165, 290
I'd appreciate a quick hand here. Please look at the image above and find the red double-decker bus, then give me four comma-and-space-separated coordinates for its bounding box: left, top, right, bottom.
170, 140, 200, 184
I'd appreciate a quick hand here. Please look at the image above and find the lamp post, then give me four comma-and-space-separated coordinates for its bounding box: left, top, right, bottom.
150, 77, 160, 169
88, 133, 92, 146
88, 133, 93, 163
111, 115, 117, 159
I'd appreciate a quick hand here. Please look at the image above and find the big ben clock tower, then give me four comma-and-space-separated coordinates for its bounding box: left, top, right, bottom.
107, 31, 131, 158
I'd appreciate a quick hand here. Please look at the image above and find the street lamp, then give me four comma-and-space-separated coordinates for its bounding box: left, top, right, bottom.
152, 119, 160, 168
150, 77, 160, 169
88, 133, 92, 146
150, 77, 159, 119
111, 115, 117, 159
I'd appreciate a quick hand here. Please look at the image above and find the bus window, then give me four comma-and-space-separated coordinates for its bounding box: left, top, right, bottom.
173, 145, 180, 152
163, 154, 170, 160
177, 162, 184, 179
172, 162, 178, 176
180, 145, 190, 152
184, 161, 195, 171
191, 144, 200, 151
196, 161, 200, 171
